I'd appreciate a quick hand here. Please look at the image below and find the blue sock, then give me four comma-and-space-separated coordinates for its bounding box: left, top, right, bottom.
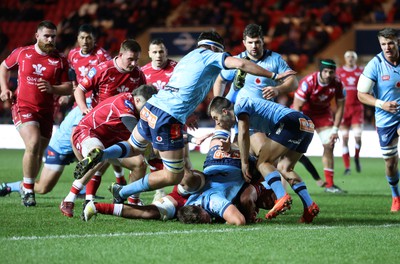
262, 170, 286, 199
386, 174, 400, 197
79, 185, 86, 195
7, 181, 22, 192
102, 141, 132, 160
120, 173, 151, 198
292, 181, 313, 207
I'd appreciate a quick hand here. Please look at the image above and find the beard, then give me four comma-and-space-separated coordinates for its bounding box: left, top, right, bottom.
38, 40, 55, 54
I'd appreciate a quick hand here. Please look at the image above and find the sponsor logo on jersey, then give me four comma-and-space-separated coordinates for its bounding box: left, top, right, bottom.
165, 72, 173, 77
22, 113, 32, 119
117, 85, 130, 93
170, 124, 181, 140
25, 54, 32, 59
130, 77, 140, 83
32, 64, 46, 76
156, 136, 163, 142
78, 66, 88, 78
382, 75, 390, 81
301, 82, 308, 92
140, 107, 158, 128
89, 59, 97, 65
124, 99, 135, 112
153, 80, 166, 90
145, 74, 151, 79
318, 94, 328, 101
48, 59, 59, 66
87, 68, 96, 79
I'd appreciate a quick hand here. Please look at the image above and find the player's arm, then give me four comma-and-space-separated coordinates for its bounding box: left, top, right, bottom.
47, 81, 73, 95
223, 204, 246, 226
262, 74, 298, 100
121, 116, 138, 132
224, 57, 296, 81
333, 98, 345, 129
213, 74, 228, 97
357, 74, 399, 113
74, 85, 91, 115
0, 62, 13, 101
237, 113, 252, 182
292, 95, 305, 112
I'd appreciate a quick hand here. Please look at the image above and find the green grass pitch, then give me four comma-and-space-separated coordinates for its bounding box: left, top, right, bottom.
1, 149, 400, 264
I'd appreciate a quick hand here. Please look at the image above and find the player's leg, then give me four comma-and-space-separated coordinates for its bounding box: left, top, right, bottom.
317, 127, 345, 193
298, 155, 325, 187
60, 138, 105, 217
18, 123, 50, 206
378, 125, 400, 212
252, 133, 292, 219
352, 123, 363, 173
340, 125, 351, 175
35, 146, 76, 194
278, 151, 319, 223
34, 165, 64, 194
222, 204, 246, 226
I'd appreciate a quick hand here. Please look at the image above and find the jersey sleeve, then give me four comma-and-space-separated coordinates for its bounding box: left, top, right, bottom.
202, 50, 229, 70
234, 97, 252, 117
78, 66, 98, 92
295, 78, 310, 101
362, 56, 379, 82
3, 47, 22, 69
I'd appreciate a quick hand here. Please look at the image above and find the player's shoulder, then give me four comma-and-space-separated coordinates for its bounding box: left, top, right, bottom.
167, 59, 178, 67
141, 62, 152, 72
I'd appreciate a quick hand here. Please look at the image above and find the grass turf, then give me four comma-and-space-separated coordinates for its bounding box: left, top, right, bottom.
1, 149, 399, 264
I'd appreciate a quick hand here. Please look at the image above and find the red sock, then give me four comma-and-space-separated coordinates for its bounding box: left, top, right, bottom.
95, 203, 115, 215
86, 175, 102, 196
116, 176, 127, 185
23, 177, 35, 192
324, 168, 334, 188
342, 153, 350, 169
148, 158, 163, 172
70, 183, 82, 194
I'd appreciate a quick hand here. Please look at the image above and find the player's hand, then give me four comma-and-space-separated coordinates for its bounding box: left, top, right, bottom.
383, 100, 399, 114
241, 162, 252, 183
58, 95, 70, 105
262, 86, 278, 100
329, 133, 339, 146
275, 70, 296, 81
82, 107, 92, 115
218, 136, 231, 151
0, 89, 13, 102
186, 114, 199, 130
37, 78, 53, 93
195, 132, 213, 145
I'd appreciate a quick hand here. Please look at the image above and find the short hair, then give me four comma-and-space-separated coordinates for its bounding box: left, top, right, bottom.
243, 24, 263, 40
197, 31, 224, 51
207, 96, 233, 116
37, 20, 57, 32
149, 38, 165, 46
377, 28, 399, 39
120, 39, 141, 53
131, 84, 158, 100
176, 205, 208, 224
319, 59, 336, 72
78, 24, 96, 38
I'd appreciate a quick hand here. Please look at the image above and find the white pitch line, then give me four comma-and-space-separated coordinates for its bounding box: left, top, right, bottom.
3, 223, 400, 242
